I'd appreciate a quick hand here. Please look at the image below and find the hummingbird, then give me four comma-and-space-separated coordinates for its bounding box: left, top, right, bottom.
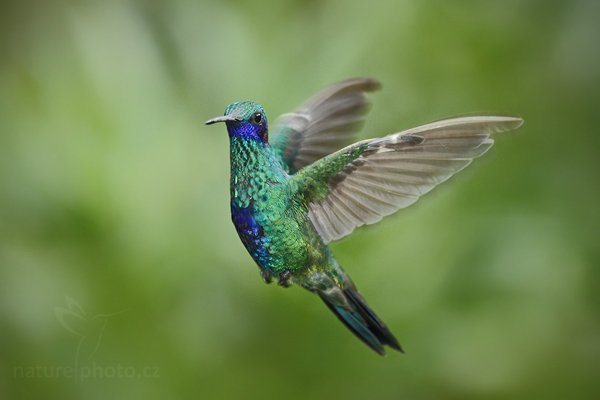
205, 78, 523, 355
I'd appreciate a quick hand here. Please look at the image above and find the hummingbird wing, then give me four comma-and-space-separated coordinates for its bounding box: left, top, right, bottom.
271, 78, 380, 174
291, 116, 523, 243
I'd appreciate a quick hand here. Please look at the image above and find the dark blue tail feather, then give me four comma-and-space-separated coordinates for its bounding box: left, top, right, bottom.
318, 287, 402, 355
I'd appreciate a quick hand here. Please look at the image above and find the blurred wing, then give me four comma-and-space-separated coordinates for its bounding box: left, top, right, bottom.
292, 116, 524, 243
271, 78, 381, 174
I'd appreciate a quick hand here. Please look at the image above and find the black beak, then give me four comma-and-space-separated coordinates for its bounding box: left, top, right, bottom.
205, 115, 241, 125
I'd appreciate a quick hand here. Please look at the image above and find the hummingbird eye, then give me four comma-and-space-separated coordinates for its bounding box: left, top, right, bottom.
251, 112, 263, 124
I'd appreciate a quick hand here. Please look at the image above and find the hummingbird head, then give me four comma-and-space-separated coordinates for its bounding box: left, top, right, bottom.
205, 101, 268, 142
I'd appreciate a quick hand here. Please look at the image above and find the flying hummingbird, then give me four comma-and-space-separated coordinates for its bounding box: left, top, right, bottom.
205, 78, 523, 355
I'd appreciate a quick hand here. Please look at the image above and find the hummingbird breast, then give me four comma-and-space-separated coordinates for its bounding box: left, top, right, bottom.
229, 137, 315, 274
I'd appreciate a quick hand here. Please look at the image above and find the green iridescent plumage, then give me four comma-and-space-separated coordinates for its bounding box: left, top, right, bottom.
206, 78, 523, 355
229, 135, 310, 273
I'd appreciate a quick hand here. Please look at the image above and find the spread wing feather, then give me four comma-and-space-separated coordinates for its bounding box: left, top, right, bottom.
292, 116, 524, 243
271, 78, 381, 174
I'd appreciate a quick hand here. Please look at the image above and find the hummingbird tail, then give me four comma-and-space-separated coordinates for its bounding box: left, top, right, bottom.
318, 285, 403, 355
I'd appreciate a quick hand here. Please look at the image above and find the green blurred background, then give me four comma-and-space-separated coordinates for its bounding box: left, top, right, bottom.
1, 0, 599, 399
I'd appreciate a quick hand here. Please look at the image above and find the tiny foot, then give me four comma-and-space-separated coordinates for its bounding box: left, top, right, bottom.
278, 270, 292, 288
261, 269, 273, 284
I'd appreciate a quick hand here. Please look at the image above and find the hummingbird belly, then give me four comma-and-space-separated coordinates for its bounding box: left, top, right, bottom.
230, 200, 310, 275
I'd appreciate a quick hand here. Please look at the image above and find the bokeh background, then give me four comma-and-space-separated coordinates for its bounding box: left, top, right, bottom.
1, 0, 599, 399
